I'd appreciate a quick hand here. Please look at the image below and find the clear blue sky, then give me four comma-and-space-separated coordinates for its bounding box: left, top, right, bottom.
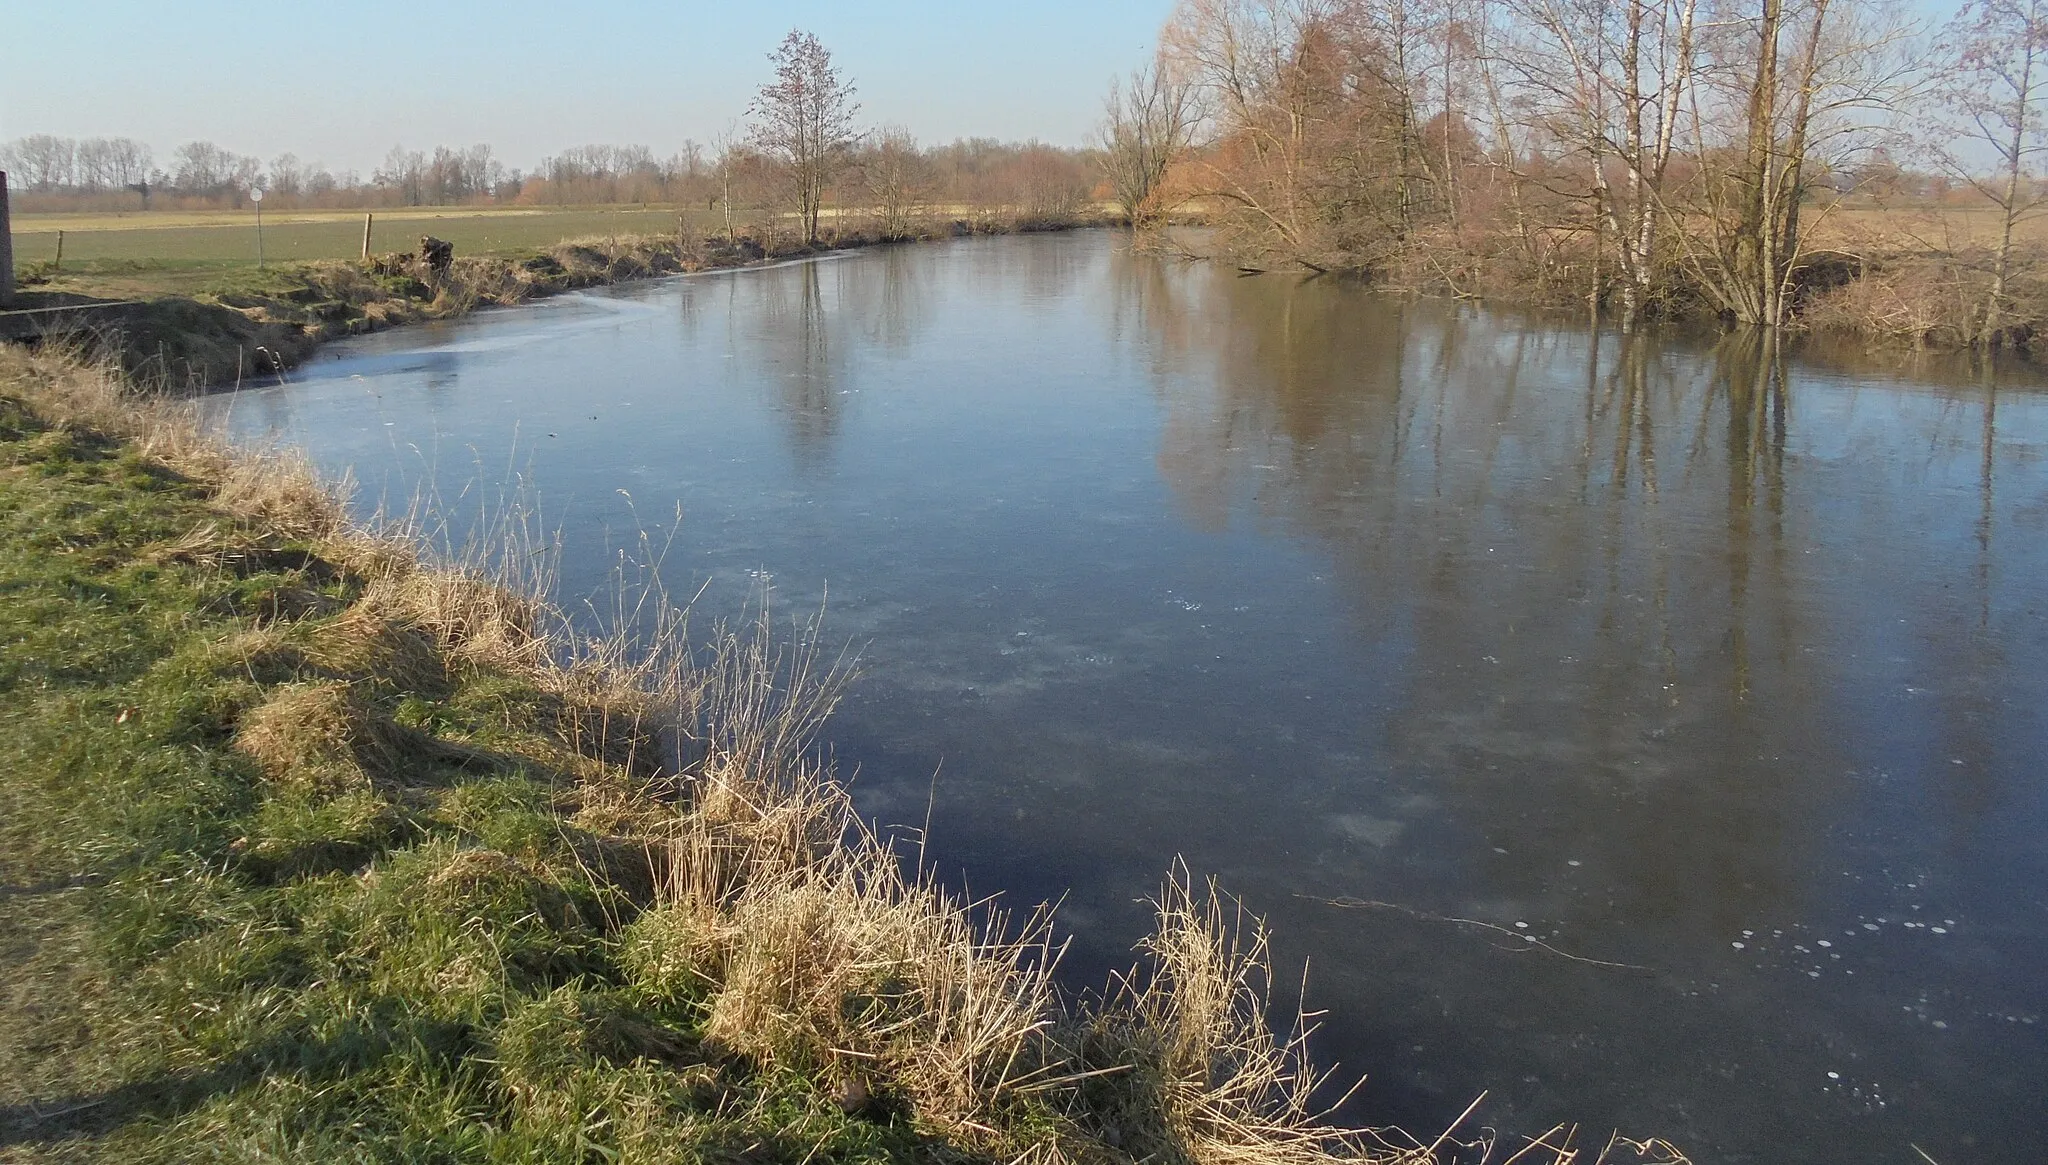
3, 1, 1175, 174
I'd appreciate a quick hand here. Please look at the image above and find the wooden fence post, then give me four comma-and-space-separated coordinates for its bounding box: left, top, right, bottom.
361, 213, 374, 260
0, 171, 15, 307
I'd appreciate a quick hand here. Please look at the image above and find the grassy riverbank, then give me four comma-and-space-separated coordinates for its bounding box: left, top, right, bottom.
14, 233, 768, 388
7, 212, 1104, 390
2, 345, 1552, 1165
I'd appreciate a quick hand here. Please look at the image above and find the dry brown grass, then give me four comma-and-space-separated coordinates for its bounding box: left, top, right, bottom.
0, 340, 345, 538
359, 565, 549, 672
1795, 203, 2043, 351
690, 851, 1063, 1133
1813, 202, 2048, 250
1801, 253, 2003, 348
233, 681, 398, 793
1102, 868, 1377, 1165
631, 618, 1067, 1145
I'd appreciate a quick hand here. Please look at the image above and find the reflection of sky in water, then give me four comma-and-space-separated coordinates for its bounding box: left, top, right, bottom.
206, 233, 2048, 1163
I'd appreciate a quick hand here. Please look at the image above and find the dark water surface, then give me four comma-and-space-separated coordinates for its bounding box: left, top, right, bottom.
210, 232, 2048, 1162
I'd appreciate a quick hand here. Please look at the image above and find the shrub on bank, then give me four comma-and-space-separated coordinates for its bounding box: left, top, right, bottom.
1803, 244, 2043, 353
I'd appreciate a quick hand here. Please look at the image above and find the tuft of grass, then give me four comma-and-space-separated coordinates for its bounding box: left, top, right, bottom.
234, 681, 401, 793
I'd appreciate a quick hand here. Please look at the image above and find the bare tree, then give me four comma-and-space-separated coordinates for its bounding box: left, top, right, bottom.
1163, 0, 1436, 270
712, 124, 746, 239
1, 135, 77, 189
1101, 60, 1195, 226
268, 153, 306, 199
859, 126, 931, 239
1508, 0, 1700, 326
374, 146, 428, 205
1011, 141, 1094, 223
421, 144, 500, 204
173, 140, 261, 201
540, 144, 654, 203
1935, 0, 2048, 340
74, 137, 153, 191
749, 29, 862, 247
1661, 0, 1918, 327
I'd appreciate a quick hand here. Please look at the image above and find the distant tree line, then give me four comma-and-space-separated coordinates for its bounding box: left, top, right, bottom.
0, 135, 156, 193
0, 127, 1101, 233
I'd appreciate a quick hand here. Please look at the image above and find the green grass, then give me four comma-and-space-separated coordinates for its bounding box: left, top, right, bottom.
10, 207, 708, 278
9, 233, 714, 389
0, 393, 958, 1164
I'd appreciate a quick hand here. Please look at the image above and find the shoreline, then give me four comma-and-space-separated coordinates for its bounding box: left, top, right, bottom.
1148, 219, 2045, 366
5, 215, 1114, 392
18, 216, 2025, 403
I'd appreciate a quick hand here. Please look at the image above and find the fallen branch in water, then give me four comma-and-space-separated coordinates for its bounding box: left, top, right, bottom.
1298, 895, 1653, 973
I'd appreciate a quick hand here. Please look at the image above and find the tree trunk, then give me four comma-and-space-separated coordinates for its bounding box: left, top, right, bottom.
1987, 36, 2035, 341
1762, 0, 1828, 328
1733, 0, 1783, 326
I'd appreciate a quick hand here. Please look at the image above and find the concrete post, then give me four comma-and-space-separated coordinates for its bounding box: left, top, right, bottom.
0, 171, 15, 307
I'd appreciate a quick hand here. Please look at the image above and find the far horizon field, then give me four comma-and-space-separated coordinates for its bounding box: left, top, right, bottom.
8, 205, 710, 272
